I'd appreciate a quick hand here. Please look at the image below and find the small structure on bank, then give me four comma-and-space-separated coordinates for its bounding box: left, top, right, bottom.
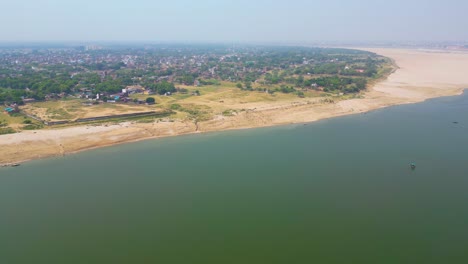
4, 105, 19, 114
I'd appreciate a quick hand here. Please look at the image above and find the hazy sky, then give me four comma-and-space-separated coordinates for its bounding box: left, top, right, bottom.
2, 0, 467, 43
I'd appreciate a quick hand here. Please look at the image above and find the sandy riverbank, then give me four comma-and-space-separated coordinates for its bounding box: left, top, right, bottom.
2, 48, 468, 166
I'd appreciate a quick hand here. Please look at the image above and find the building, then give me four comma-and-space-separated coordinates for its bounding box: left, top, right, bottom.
4, 106, 18, 114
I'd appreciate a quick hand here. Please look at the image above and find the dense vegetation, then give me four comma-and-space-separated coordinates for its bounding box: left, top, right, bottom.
0, 45, 390, 105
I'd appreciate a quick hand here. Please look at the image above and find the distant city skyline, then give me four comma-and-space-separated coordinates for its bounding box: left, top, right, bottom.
2, 0, 468, 43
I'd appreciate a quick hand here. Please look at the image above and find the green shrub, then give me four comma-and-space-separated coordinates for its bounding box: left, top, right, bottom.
0, 127, 15, 135
22, 124, 42, 130
170, 104, 182, 110
146, 97, 156, 104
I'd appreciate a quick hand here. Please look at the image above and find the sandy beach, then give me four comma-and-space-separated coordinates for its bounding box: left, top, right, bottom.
2, 48, 468, 166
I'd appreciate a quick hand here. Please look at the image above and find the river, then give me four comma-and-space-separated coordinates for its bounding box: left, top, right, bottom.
1, 92, 468, 263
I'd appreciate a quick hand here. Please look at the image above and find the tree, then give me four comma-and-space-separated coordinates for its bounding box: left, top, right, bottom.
146, 97, 156, 104
295, 75, 304, 87
178, 75, 195, 85
354, 78, 367, 91
236, 83, 243, 89
146, 81, 176, 95
279, 85, 295, 93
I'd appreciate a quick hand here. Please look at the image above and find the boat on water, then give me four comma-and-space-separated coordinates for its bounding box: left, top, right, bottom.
1, 163, 20, 168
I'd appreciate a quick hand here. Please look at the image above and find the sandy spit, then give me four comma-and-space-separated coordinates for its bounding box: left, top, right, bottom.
2, 48, 468, 166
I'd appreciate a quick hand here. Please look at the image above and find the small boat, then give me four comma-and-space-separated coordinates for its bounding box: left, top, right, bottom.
1, 163, 20, 168
410, 163, 416, 170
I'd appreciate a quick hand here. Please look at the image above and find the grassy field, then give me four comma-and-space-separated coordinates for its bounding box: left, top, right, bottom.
9, 78, 382, 131
21, 99, 162, 121
0, 111, 43, 132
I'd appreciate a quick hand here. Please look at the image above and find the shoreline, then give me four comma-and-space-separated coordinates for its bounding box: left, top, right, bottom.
2, 48, 468, 166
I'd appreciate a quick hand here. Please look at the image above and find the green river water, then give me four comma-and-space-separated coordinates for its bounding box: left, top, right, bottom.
1, 92, 468, 263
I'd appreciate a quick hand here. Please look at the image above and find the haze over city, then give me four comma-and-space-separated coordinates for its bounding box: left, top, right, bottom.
2, 0, 468, 43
